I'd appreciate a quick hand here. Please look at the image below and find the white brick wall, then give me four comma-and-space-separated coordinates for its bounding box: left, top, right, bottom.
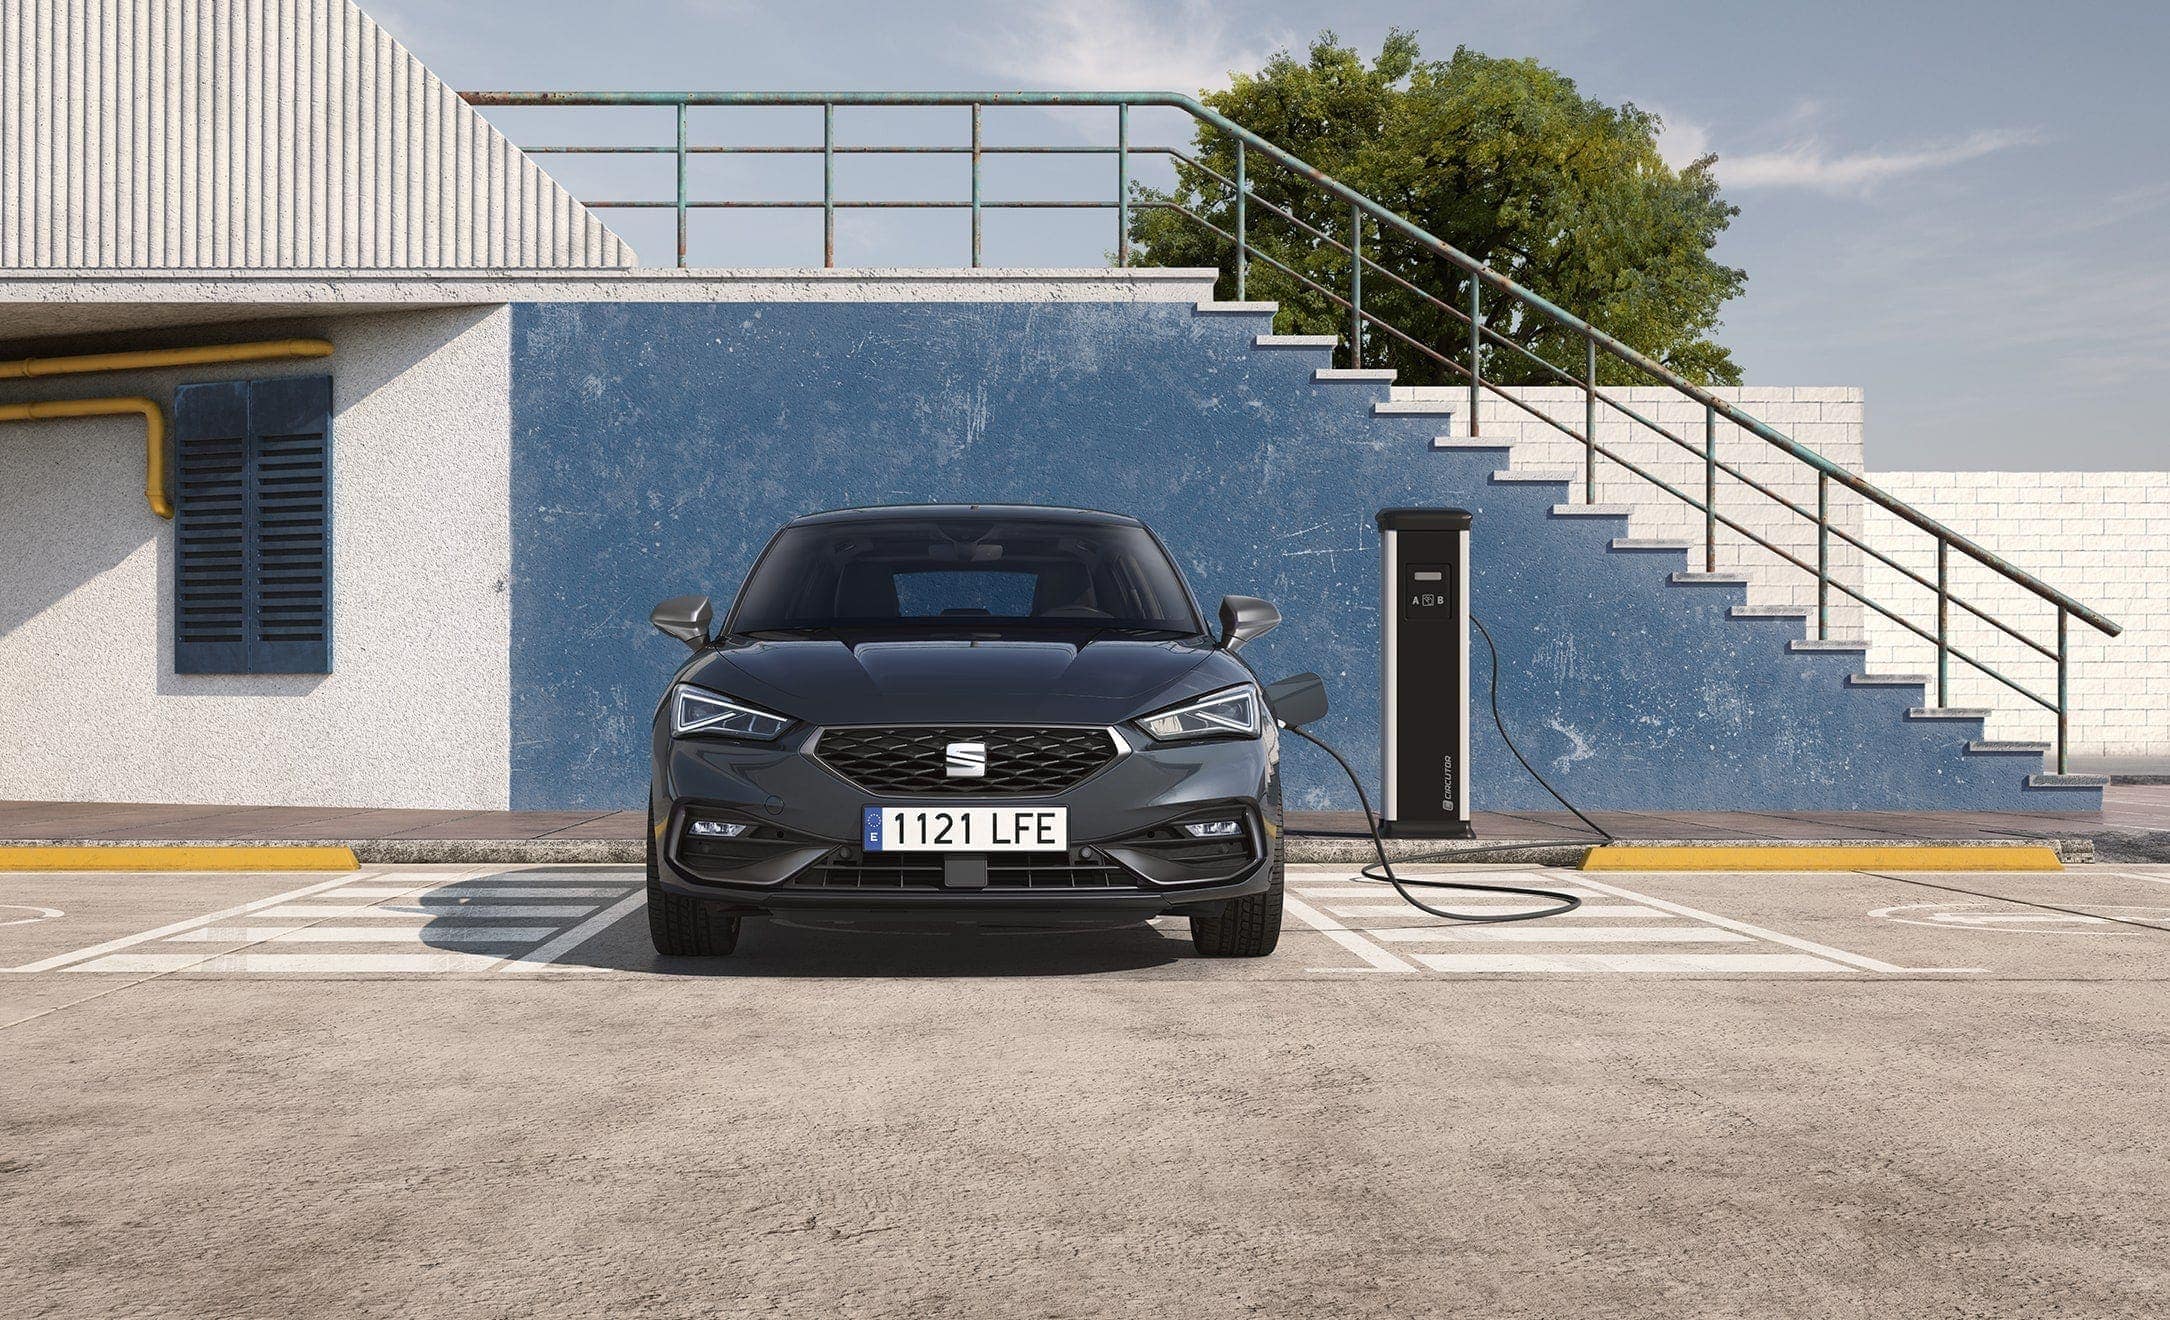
1397, 385, 1866, 626
1395, 384, 2163, 761
1860, 472, 2170, 758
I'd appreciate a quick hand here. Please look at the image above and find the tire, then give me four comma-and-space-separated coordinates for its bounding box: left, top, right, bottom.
1189, 776, 1284, 958
646, 806, 742, 957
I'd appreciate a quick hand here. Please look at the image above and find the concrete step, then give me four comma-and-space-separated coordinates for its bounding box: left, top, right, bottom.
1314, 368, 1397, 383
1670, 572, 1751, 586
1197, 301, 1278, 314
1967, 741, 2054, 755
1373, 402, 1457, 417
1551, 504, 1634, 519
2029, 773, 2109, 788
1254, 334, 1338, 349
1789, 639, 1870, 653
1431, 437, 1513, 452
1848, 673, 1930, 688
1731, 605, 1812, 620
1489, 469, 1575, 484
1609, 538, 1694, 553
1907, 708, 1992, 721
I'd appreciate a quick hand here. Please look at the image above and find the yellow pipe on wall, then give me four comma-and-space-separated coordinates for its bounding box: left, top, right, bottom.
0, 338, 334, 380
0, 337, 335, 520
0, 398, 170, 518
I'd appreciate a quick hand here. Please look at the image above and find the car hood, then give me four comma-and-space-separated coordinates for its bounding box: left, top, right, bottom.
676, 635, 1239, 727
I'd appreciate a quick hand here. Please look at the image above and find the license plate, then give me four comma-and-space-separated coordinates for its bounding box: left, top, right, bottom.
864, 806, 1068, 852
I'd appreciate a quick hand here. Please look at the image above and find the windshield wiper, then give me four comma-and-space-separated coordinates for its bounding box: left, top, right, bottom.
1079, 625, 1195, 640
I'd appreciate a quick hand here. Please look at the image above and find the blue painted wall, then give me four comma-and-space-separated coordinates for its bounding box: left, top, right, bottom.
510, 301, 2084, 814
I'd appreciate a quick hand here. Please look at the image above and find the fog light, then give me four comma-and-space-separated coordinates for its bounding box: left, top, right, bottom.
1181, 820, 1242, 839
688, 820, 750, 838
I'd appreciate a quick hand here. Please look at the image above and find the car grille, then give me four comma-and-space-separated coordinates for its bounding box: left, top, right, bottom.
812, 725, 1119, 796
794, 850, 1138, 890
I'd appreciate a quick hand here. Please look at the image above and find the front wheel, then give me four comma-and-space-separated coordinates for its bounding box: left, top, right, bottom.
1189, 779, 1284, 958
646, 806, 742, 957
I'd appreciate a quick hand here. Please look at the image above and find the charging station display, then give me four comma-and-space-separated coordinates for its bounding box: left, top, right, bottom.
1377, 508, 1473, 838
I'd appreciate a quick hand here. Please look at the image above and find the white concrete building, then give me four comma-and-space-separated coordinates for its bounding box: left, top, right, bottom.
0, 0, 2154, 818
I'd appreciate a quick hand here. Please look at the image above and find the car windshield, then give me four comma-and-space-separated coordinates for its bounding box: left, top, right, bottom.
730, 515, 1204, 636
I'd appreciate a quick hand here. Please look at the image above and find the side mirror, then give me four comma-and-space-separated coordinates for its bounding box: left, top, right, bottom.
1217, 595, 1280, 652
650, 595, 713, 650
1263, 672, 1329, 729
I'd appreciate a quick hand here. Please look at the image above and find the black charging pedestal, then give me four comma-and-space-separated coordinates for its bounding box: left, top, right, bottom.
1377, 508, 1475, 839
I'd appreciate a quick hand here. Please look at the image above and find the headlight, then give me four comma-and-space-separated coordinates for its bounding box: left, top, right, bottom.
1133, 685, 1261, 742
670, 686, 793, 741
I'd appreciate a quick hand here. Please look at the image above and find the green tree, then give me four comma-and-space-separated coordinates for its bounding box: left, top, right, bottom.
1131, 33, 1746, 387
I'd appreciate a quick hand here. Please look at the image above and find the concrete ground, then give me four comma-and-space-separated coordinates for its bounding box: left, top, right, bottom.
3, 863, 2166, 1318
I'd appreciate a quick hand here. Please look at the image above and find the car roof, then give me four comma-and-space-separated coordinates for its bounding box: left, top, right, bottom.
787, 503, 1146, 528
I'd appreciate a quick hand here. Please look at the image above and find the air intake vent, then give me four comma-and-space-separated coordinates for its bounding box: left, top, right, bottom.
795, 850, 1138, 890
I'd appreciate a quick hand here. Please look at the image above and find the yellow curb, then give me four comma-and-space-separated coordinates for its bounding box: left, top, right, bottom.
0, 845, 360, 872
1581, 845, 2063, 872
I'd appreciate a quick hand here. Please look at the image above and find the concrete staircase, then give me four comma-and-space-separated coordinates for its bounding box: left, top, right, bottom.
1210, 302, 2104, 808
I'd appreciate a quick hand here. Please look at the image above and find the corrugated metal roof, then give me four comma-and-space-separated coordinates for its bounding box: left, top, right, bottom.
0, 0, 634, 269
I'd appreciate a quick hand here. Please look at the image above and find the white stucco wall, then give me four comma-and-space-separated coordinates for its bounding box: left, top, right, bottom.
1860, 472, 2169, 761
0, 306, 512, 807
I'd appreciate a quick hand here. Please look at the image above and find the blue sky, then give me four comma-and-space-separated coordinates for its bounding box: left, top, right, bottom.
375, 0, 2168, 472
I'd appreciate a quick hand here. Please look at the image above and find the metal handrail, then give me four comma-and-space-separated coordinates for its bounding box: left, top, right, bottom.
463, 89, 2121, 771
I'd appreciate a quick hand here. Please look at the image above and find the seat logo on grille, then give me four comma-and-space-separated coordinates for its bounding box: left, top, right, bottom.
945, 741, 987, 778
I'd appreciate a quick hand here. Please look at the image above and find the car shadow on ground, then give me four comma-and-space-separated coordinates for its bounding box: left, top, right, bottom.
637, 919, 1194, 977
406, 870, 1194, 976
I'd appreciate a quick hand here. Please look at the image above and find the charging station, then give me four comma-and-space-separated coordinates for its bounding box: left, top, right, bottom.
1377, 508, 1474, 839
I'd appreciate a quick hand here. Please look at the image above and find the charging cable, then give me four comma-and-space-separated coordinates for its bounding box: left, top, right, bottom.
1280, 615, 1607, 923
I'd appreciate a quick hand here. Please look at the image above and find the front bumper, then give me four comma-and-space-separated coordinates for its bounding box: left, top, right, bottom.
650, 721, 1275, 929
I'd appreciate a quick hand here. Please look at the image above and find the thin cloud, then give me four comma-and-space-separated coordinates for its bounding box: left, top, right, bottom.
976, 0, 1277, 92
1723, 128, 2046, 193
1651, 109, 1711, 169
1653, 107, 2043, 195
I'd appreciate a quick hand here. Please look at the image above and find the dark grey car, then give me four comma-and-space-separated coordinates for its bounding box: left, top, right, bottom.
644, 504, 1298, 958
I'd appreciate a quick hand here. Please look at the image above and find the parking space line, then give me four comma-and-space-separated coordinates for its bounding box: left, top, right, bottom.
167, 926, 562, 943
1294, 884, 1613, 900
250, 904, 599, 920
320, 885, 632, 900
1410, 952, 1847, 973
2, 871, 383, 973
1372, 925, 1753, 944
1326, 902, 1663, 920
1281, 896, 1417, 973
1570, 874, 1916, 973
500, 892, 647, 969
72, 952, 512, 975
459, 871, 641, 881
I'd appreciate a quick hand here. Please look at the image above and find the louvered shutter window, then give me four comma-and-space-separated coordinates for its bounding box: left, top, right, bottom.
172, 375, 333, 674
